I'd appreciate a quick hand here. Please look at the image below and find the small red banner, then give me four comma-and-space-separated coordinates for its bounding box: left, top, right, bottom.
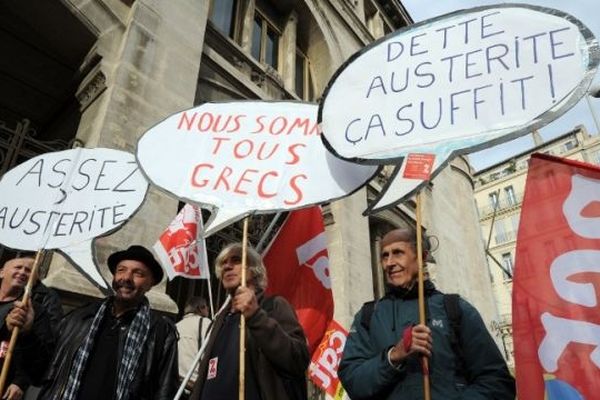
403, 153, 435, 180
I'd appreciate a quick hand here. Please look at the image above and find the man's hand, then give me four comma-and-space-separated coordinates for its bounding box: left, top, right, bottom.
389, 324, 432, 364
232, 287, 259, 318
2, 383, 23, 400
5, 301, 34, 333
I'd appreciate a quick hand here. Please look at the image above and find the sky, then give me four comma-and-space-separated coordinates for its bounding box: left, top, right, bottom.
401, 0, 600, 171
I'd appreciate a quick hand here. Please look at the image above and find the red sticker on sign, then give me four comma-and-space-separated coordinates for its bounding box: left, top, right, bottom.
207, 357, 218, 380
403, 153, 435, 180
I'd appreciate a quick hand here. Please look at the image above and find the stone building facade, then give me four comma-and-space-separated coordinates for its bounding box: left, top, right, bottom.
1, 0, 500, 343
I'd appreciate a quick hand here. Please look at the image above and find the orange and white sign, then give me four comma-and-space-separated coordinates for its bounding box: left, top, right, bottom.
308, 320, 348, 399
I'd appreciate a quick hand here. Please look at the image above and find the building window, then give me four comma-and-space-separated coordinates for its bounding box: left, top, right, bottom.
564, 140, 577, 151
505, 185, 517, 206
210, 0, 237, 38
295, 50, 314, 100
501, 252, 514, 280
511, 214, 520, 232
251, 11, 280, 69
593, 150, 600, 165
494, 219, 507, 244
489, 192, 499, 209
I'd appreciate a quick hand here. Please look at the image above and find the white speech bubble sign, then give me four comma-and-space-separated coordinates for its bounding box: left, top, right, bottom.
319, 4, 599, 213
136, 101, 377, 236
0, 148, 148, 290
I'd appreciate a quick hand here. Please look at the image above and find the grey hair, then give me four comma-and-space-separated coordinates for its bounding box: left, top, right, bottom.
215, 243, 267, 290
184, 296, 208, 314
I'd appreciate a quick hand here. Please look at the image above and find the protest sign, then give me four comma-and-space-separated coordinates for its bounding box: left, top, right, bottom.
0, 148, 148, 290
319, 4, 599, 213
136, 101, 378, 236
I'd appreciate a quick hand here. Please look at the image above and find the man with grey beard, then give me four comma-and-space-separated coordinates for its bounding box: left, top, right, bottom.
37, 245, 178, 400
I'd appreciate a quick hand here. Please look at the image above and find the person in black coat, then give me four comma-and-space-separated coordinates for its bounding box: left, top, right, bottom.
37, 245, 178, 400
0, 255, 54, 400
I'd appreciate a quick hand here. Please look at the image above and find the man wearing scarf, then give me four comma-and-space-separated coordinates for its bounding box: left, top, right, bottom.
37, 245, 178, 400
339, 228, 515, 399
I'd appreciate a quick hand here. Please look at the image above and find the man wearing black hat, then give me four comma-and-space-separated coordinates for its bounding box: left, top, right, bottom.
37, 245, 178, 400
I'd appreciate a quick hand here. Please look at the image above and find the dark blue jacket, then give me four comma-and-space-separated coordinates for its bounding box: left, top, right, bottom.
339, 281, 515, 399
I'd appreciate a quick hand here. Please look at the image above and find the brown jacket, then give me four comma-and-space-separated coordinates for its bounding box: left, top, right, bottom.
190, 293, 309, 400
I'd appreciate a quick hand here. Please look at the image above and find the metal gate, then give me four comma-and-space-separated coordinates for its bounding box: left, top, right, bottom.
0, 117, 77, 265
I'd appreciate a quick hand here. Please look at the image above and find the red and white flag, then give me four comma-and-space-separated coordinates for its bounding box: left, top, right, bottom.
309, 320, 349, 400
263, 206, 334, 355
513, 153, 600, 400
153, 203, 210, 279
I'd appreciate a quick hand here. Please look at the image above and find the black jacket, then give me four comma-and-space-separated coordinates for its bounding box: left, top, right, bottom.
37, 299, 179, 400
31, 282, 63, 336
0, 297, 54, 391
190, 293, 309, 400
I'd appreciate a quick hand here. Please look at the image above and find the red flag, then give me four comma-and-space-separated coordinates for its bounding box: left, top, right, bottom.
153, 204, 210, 279
263, 206, 334, 355
308, 320, 348, 399
513, 153, 600, 400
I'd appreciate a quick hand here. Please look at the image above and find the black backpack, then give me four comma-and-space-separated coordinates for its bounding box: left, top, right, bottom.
360, 294, 467, 380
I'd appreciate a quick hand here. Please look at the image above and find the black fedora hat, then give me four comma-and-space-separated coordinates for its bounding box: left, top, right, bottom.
107, 245, 164, 284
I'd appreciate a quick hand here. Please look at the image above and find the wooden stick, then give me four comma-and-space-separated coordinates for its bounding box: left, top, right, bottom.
239, 217, 249, 400
0, 250, 44, 396
415, 192, 431, 400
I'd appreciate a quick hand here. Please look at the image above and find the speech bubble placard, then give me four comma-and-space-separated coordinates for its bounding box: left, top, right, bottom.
136, 101, 378, 236
319, 4, 599, 213
0, 148, 148, 290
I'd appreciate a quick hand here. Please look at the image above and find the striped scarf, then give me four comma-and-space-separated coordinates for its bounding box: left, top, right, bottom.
60, 297, 151, 400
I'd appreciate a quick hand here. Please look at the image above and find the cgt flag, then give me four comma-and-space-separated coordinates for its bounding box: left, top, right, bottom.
153, 203, 210, 280
513, 153, 600, 400
309, 320, 349, 400
263, 206, 334, 355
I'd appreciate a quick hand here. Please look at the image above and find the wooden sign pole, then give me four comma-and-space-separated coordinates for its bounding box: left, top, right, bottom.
415, 191, 431, 400
238, 218, 249, 400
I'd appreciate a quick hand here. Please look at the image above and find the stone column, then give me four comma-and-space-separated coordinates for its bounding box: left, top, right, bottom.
44, 0, 209, 313
326, 190, 373, 329
238, 0, 256, 52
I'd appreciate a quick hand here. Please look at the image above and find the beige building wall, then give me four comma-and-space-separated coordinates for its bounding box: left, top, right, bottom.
473, 125, 600, 367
